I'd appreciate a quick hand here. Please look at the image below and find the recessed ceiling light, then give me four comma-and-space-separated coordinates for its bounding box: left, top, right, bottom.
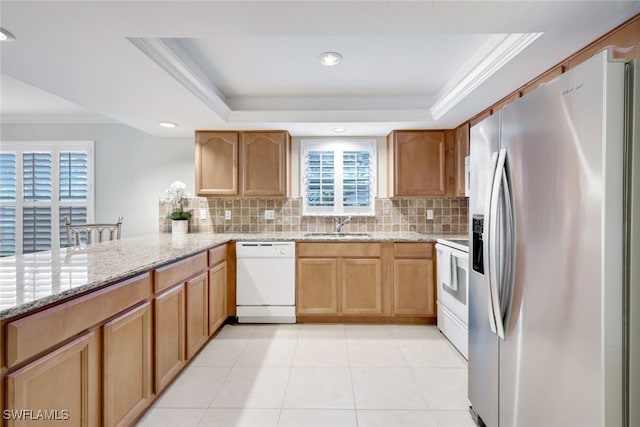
0, 28, 16, 42
332, 128, 346, 133
319, 52, 342, 66
159, 121, 177, 128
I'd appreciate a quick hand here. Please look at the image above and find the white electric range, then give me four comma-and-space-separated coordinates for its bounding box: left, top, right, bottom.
435, 238, 469, 359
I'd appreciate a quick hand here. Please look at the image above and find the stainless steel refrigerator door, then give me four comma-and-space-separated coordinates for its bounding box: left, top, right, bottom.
468, 112, 501, 427
626, 59, 639, 427
499, 51, 625, 427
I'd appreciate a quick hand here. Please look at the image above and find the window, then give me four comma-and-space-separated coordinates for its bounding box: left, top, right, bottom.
0, 142, 94, 256
301, 139, 376, 216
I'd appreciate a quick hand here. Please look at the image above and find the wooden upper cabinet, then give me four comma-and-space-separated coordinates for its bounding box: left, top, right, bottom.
195, 131, 239, 196
454, 123, 470, 197
387, 130, 454, 197
241, 131, 290, 197
195, 130, 290, 197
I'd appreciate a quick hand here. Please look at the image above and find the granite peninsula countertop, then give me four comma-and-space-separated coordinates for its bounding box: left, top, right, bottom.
0, 231, 466, 320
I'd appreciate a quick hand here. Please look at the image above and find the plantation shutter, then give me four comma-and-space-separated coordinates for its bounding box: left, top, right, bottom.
342, 150, 371, 207
23, 207, 52, 253
0, 153, 17, 257
305, 151, 335, 208
301, 139, 376, 216
59, 152, 88, 200
59, 207, 88, 247
0, 142, 94, 256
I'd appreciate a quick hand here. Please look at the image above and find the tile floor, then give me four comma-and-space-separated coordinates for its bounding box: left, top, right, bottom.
137, 324, 475, 427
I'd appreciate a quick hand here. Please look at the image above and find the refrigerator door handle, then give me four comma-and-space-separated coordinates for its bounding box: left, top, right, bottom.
489, 148, 507, 339
483, 151, 499, 335
498, 153, 516, 337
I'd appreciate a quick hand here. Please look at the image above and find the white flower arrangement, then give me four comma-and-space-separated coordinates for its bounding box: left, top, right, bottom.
161, 181, 192, 220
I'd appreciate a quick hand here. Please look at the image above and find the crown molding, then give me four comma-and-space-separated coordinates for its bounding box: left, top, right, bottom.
227, 109, 434, 123
430, 32, 543, 120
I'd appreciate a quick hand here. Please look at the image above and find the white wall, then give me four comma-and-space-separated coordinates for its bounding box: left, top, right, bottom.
1, 123, 194, 237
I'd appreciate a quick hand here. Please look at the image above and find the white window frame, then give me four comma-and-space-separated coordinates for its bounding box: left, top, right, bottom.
300, 138, 377, 216
0, 141, 95, 254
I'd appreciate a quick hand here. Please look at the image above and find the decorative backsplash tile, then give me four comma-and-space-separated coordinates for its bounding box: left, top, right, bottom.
160, 197, 468, 235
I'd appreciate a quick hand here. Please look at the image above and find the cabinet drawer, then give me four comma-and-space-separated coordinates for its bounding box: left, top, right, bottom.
208, 244, 227, 266
297, 243, 381, 258
6, 273, 151, 368
154, 252, 207, 292
393, 242, 434, 259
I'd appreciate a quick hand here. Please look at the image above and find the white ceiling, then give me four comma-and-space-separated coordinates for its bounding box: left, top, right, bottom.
1, 1, 639, 137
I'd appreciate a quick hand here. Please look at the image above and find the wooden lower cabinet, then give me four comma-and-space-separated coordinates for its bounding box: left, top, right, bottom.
208, 261, 227, 335
297, 242, 435, 322
393, 243, 436, 317
186, 272, 209, 359
154, 284, 185, 393
341, 258, 382, 315
297, 258, 339, 315
296, 243, 383, 318
5, 331, 100, 426
103, 303, 152, 427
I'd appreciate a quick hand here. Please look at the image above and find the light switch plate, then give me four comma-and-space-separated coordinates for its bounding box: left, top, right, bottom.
264, 210, 275, 220
426, 209, 434, 220
224, 210, 232, 220
199, 209, 207, 220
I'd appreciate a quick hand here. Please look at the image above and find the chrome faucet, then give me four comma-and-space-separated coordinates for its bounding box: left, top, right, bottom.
333, 216, 352, 233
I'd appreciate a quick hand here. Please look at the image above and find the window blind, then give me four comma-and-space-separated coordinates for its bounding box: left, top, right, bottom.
0, 142, 94, 256
23, 152, 52, 201
0, 207, 16, 257
301, 139, 376, 216
306, 151, 335, 207
59, 152, 88, 200
59, 206, 88, 247
343, 150, 371, 207
0, 153, 16, 200
23, 207, 52, 254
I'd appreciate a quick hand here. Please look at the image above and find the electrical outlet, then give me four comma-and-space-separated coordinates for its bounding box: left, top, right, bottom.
224, 210, 232, 220
199, 209, 207, 220
426, 209, 434, 220
264, 210, 275, 220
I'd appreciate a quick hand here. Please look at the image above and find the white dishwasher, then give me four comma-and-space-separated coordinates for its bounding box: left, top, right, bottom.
236, 242, 296, 323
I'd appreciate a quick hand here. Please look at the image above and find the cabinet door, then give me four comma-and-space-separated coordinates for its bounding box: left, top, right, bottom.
455, 123, 470, 196
393, 258, 436, 316
103, 302, 152, 427
195, 131, 239, 196
154, 284, 185, 393
297, 258, 339, 315
186, 272, 209, 359
341, 258, 382, 315
6, 331, 100, 427
389, 130, 447, 196
208, 261, 227, 335
241, 131, 289, 197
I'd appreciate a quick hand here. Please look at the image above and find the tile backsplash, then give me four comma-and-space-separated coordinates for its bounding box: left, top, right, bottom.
160, 197, 468, 235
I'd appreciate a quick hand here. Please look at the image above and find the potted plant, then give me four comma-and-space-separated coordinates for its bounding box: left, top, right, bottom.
162, 181, 191, 235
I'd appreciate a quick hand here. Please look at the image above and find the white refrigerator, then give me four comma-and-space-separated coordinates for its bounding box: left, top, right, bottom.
468, 51, 639, 427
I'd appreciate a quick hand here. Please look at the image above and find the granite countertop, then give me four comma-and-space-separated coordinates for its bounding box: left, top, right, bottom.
0, 231, 466, 320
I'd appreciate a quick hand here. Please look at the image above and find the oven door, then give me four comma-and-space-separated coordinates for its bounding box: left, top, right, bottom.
436, 246, 469, 324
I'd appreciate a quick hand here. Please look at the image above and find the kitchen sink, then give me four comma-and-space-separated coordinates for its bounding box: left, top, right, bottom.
304, 232, 372, 238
